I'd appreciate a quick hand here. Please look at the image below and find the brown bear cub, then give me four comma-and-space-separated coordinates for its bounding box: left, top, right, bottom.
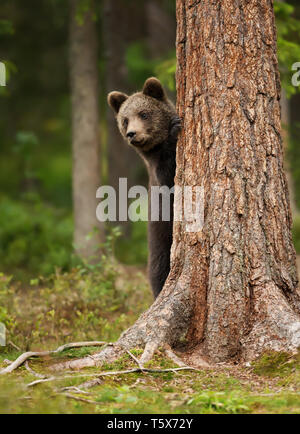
108, 77, 181, 298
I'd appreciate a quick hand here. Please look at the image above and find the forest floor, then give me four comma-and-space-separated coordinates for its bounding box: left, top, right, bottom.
0, 259, 299, 414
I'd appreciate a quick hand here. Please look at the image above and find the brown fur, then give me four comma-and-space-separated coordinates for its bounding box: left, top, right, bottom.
108, 78, 181, 298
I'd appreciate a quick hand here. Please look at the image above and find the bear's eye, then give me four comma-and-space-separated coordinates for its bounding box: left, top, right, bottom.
123, 118, 128, 128
139, 112, 149, 120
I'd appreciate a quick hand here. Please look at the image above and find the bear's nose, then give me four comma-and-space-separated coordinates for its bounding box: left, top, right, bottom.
126, 131, 136, 139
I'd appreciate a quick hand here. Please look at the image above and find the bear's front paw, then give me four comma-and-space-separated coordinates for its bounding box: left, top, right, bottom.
169, 116, 182, 141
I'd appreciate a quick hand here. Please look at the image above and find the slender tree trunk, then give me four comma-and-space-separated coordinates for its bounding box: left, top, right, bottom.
278, 0, 298, 215
290, 92, 300, 211
70, 0, 103, 259
104, 0, 146, 190
281, 89, 298, 215
57, 0, 300, 371
146, 0, 176, 58
104, 0, 146, 235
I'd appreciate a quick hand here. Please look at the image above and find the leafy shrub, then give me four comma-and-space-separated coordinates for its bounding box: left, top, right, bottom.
115, 221, 148, 265
0, 195, 74, 278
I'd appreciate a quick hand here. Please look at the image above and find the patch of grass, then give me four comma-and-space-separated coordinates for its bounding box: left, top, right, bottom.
187, 391, 250, 414
252, 351, 300, 378
0, 258, 151, 352
0, 266, 300, 414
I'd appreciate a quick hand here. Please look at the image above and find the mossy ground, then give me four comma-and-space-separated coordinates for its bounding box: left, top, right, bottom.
0, 261, 299, 414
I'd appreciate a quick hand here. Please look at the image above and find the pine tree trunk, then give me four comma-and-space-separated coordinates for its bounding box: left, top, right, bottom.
104, 0, 146, 189
58, 0, 300, 371
171, 0, 300, 361
104, 0, 147, 235
70, 0, 103, 259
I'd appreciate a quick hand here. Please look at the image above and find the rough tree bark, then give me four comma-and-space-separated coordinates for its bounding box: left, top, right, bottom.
58, 0, 300, 370
70, 0, 103, 259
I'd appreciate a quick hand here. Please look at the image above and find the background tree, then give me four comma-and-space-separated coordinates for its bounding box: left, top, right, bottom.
103, 0, 146, 239
70, 0, 103, 259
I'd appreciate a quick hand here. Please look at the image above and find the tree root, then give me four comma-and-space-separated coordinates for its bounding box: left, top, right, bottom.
50, 280, 193, 371
0, 283, 197, 381
0, 341, 108, 375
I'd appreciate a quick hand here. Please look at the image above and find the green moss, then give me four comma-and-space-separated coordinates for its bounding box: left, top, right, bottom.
252, 351, 300, 378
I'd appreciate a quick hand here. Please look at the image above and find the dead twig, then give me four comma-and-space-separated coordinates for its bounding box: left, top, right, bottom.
59, 393, 99, 405
24, 361, 47, 379
8, 341, 22, 352
126, 350, 145, 371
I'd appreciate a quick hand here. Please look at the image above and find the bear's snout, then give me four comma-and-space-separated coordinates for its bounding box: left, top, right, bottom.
126, 131, 136, 139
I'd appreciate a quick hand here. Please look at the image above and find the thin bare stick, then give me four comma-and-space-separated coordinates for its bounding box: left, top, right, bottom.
59, 386, 91, 394
26, 366, 198, 388
60, 393, 99, 405
65, 378, 103, 391
0, 341, 107, 375
26, 369, 139, 388
8, 341, 22, 352
24, 361, 47, 379
126, 350, 145, 370
27, 376, 57, 387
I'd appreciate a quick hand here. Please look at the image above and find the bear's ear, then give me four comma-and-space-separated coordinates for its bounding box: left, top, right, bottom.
143, 77, 166, 101
107, 92, 128, 114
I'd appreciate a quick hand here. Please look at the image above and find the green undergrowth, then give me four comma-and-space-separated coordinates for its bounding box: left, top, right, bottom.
0, 264, 300, 414
0, 348, 299, 414
0, 257, 151, 352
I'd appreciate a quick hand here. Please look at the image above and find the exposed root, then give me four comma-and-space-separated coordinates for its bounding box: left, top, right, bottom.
0, 341, 108, 375
140, 342, 159, 365
164, 345, 187, 368
48, 280, 192, 372
1, 282, 194, 379
50, 343, 123, 372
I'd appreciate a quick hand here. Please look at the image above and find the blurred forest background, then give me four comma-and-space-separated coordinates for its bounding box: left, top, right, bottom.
0, 0, 300, 282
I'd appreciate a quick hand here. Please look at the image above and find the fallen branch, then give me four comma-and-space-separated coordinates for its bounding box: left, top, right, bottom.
0, 341, 108, 375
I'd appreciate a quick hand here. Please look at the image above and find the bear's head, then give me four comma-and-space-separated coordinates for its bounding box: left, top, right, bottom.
107, 77, 176, 152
